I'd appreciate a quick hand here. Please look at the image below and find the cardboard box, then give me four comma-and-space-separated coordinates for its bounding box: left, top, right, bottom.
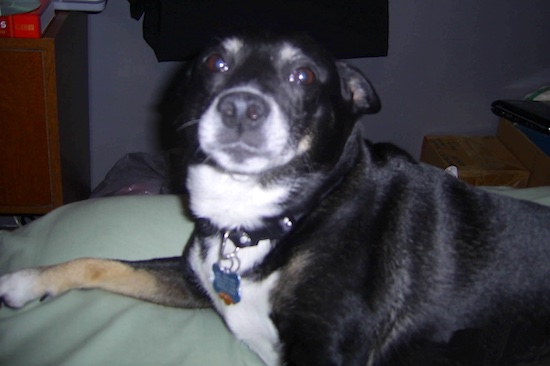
496, 119, 550, 187
421, 134, 530, 187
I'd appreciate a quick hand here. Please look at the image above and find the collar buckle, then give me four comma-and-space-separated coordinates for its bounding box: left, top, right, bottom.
227, 215, 294, 248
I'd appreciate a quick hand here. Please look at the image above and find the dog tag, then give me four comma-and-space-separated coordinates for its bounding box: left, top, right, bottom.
212, 263, 241, 305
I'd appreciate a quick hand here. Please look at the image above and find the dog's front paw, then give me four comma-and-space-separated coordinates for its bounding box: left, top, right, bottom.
0, 269, 47, 308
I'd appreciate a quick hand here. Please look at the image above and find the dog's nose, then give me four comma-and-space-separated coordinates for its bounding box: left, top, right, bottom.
217, 92, 270, 130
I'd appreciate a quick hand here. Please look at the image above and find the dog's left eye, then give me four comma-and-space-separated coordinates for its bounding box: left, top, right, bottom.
288, 67, 316, 85
205, 54, 229, 73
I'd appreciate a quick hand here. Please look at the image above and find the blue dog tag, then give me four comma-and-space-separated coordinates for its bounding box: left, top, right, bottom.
212, 263, 241, 305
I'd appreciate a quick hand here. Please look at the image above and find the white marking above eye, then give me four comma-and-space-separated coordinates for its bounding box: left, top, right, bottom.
280, 43, 300, 61
223, 37, 244, 54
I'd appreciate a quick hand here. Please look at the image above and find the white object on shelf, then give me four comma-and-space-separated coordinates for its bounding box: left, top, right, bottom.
53, 0, 106, 12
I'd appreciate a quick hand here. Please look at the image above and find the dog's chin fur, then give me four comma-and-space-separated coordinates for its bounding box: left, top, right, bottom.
186, 164, 292, 230
205, 150, 295, 177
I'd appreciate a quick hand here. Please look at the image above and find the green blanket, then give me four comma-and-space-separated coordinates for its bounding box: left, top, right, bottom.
0, 196, 262, 366
1, 187, 549, 365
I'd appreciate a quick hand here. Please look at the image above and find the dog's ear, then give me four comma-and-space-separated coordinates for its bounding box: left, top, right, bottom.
336, 62, 381, 115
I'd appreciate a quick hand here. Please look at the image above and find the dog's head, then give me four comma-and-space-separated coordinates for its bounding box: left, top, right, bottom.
180, 34, 380, 176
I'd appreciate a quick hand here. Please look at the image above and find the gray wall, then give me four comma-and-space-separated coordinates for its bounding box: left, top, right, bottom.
88, 1, 550, 189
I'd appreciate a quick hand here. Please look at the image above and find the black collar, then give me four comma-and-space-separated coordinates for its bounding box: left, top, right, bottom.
195, 214, 298, 248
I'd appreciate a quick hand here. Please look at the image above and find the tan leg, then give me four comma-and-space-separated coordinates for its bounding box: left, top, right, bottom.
0, 257, 211, 309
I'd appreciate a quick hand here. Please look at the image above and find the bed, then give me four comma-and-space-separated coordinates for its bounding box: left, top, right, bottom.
1, 187, 550, 365
0, 195, 263, 366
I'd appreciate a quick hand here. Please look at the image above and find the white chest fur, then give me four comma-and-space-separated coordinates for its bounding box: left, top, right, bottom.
187, 165, 289, 365
189, 236, 282, 366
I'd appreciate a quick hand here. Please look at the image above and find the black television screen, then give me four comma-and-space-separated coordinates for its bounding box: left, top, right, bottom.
129, 0, 389, 61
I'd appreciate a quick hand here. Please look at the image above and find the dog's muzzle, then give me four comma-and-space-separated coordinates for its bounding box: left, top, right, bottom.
198, 87, 292, 174
217, 91, 271, 132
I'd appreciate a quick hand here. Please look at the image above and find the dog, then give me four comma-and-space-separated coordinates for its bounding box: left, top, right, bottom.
2, 33, 550, 366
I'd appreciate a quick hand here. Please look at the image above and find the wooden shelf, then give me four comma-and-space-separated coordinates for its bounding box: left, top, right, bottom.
0, 12, 90, 214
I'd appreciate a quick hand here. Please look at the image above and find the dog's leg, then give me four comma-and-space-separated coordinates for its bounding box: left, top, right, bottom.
0, 257, 211, 309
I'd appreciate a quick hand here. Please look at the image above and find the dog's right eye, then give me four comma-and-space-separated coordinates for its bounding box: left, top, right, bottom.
205, 54, 229, 73
288, 67, 316, 85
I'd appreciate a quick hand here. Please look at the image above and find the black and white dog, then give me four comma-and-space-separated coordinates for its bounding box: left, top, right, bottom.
2, 34, 550, 366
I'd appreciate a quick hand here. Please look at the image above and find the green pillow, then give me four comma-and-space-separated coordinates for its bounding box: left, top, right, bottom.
0, 195, 263, 366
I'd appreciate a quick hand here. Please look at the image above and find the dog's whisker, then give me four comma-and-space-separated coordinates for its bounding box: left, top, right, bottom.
202, 155, 214, 165
191, 148, 214, 166
176, 119, 200, 132
300, 152, 315, 174
189, 146, 209, 163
